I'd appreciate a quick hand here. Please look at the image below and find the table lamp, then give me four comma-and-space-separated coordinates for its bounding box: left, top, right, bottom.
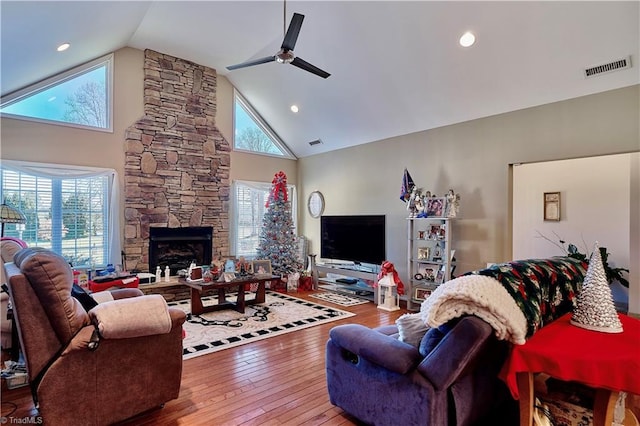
0, 203, 27, 237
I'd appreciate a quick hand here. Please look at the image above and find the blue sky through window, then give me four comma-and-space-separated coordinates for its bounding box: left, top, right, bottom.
1, 66, 107, 128
234, 101, 254, 137
233, 92, 291, 157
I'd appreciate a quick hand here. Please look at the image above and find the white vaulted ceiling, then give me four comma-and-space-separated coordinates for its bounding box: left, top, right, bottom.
1, 1, 638, 157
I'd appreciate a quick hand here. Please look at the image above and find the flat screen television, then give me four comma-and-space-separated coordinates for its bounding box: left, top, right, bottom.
320, 215, 386, 266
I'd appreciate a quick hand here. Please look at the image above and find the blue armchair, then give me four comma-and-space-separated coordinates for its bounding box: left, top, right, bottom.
325, 315, 517, 425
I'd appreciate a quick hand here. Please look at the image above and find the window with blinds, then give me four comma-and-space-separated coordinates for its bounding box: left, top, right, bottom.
232, 180, 297, 258
1, 168, 110, 268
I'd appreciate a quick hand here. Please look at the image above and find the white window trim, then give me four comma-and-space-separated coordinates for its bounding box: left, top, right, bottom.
233, 88, 296, 159
231, 179, 298, 257
0, 53, 114, 132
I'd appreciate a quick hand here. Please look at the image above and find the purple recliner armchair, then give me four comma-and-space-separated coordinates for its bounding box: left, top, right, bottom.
325, 315, 517, 425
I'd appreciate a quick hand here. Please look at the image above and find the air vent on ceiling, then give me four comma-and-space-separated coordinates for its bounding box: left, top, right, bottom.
584, 56, 631, 78
308, 139, 323, 146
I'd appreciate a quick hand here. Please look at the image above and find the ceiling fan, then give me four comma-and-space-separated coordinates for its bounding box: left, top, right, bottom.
226, 7, 330, 79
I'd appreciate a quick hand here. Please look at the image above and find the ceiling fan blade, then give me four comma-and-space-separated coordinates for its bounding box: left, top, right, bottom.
291, 57, 331, 79
281, 13, 304, 51
227, 56, 276, 71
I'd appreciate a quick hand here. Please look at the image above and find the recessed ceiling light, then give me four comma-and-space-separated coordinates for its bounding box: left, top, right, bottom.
459, 32, 475, 48
57, 43, 70, 52
290, 105, 299, 113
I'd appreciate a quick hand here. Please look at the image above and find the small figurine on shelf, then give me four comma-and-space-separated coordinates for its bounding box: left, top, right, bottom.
432, 243, 443, 262
407, 187, 422, 218
446, 189, 460, 218
414, 194, 425, 217
164, 265, 170, 282
417, 191, 433, 218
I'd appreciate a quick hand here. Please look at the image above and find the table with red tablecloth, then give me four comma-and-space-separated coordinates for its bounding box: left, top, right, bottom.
88, 276, 139, 293
500, 312, 640, 425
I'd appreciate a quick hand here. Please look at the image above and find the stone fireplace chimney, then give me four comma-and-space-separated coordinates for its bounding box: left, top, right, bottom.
123, 49, 230, 273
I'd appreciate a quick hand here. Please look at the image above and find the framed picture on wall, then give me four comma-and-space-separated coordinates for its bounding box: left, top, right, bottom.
544, 192, 561, 221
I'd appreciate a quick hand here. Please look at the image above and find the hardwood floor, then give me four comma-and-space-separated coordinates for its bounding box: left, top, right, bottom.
1, 290, 409, 425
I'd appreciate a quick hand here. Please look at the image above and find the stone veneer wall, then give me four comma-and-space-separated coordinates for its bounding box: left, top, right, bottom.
123, 49, 230, 273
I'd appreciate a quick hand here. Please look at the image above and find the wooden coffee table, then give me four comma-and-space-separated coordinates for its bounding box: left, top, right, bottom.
183, 274, 279, 314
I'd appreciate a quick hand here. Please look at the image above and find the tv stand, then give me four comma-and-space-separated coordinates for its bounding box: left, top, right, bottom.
315, 263, 378, 303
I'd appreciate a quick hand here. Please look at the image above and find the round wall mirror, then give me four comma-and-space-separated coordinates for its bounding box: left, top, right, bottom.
307, 191, 325, 218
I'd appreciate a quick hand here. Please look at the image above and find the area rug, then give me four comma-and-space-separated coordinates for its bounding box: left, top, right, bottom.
169, 291, 355, 360
309, 291, 371, 306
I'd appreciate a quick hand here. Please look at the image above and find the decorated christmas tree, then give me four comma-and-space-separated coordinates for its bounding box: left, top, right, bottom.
256, 171, 302, 276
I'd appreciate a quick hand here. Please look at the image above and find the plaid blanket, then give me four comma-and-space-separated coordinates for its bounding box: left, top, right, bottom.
466, 257, 587, 337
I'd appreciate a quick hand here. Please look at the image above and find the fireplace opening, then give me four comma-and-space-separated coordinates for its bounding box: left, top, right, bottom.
149, 227, 213, 276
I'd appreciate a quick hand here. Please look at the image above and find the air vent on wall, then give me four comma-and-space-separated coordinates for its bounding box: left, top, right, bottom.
584, 56, 631, 78
308, 139, 323, 146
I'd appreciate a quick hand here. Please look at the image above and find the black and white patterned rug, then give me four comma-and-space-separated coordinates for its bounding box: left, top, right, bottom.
169, 291, 355, 360
309, 291, 371, 306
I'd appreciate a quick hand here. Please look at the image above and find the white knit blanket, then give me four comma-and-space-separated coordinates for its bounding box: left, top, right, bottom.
420, 275, 528, 345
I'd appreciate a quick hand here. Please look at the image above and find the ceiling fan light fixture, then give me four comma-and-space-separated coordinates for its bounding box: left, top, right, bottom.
459, 31, 476, 47
275, 49, 295, 64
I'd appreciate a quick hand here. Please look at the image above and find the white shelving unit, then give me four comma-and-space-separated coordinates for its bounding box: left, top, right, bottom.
407, 217, 454, 311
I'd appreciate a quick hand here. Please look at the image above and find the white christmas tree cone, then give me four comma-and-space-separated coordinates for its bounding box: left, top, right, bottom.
570, 242, 623, 333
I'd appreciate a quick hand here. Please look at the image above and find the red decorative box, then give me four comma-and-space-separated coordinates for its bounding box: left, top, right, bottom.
298, 276, 313, 291
89, 276, 139, 293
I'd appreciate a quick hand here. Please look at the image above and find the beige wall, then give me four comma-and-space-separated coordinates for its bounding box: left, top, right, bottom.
298, 85, 640, 307
0, 46, 296, 242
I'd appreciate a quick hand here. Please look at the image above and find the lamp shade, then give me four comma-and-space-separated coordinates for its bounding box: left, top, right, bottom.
0, 203, 26, 224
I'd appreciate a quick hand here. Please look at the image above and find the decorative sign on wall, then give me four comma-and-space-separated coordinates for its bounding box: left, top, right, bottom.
543, 192, 561, 221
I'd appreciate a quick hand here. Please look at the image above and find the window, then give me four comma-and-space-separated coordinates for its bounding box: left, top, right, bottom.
232, 180, 297, 258
233, 89, 295, 158
0, 161, 120, 269
0, 54, 113, 131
